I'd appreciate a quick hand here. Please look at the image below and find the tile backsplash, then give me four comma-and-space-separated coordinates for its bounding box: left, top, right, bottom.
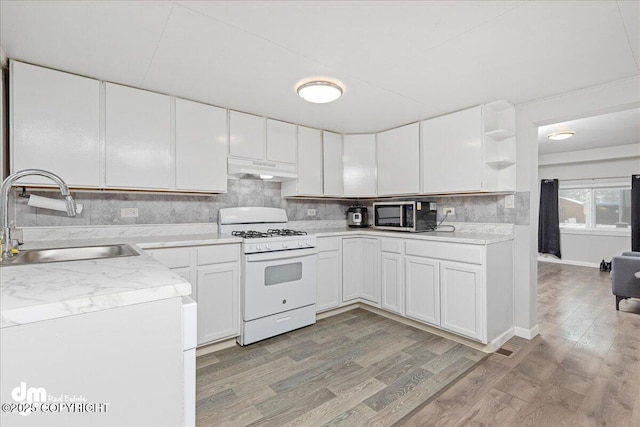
14, 178, 529, 227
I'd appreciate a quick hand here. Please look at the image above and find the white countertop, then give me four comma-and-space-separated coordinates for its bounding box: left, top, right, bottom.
307, 227, 513, 245
2, 223, 511, 329
1, 232, 244, 329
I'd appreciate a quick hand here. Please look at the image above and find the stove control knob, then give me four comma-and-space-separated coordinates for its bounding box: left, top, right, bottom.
282, 242, 288, 249
305, 240, 311, 246
298, 241, 304, 247
265, 243, 271, 250
256, 244, 262, 251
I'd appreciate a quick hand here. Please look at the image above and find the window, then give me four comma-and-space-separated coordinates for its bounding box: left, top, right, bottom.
559, 187, 631, 230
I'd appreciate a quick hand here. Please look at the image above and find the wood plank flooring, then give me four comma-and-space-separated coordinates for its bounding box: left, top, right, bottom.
195, 309, 486, 426
401, 262, 640, 426
196, 262, 640, 426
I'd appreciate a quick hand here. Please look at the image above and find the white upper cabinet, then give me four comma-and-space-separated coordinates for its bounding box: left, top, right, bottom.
11, 61, 100, 187
323, 131, 344, 196
282, 126, 323, 196
175, 99, 227, 193
377, 123, 420, 196
266, 119, 296, 164
105, 83, 171, 190
421, 106, 483, 193
229, 111, 265, 160
343, 134, 376, 197
421, 103, 516, 194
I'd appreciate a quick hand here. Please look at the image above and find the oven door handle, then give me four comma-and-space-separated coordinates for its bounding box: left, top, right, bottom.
245, 248, 318, 262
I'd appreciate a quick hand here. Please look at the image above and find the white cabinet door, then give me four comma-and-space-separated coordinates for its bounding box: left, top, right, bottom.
175, 98, 227, 192
11, 61, 100, 187
342, 238, 361, 302
296, 126, 323, 195
229, 111, 265, 160
317, 250, 342, 312
266, 119, 296, 164
360, 238, 379, 303
380, 251, 403, 314
196, 263, 240, 345
421, 106, 482, 193
342, 237, 379, 304
343, 134, 377, 197
405, 255, 440, 326
105, 83, 171, 189
323, 131, 344, 196
440, 260, 483, 341
377, 123, 420, 196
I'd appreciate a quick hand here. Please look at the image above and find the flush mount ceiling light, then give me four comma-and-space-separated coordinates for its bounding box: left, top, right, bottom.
547, 130, 576, 141
297, 81, 343, 104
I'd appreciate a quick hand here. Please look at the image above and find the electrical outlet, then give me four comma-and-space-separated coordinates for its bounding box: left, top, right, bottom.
443, 207, 455, 216
307, 209, 316, 217
121, 208, 138, 218
504, 194, 515, 209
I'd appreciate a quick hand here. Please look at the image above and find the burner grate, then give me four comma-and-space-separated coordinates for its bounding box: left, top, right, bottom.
267, 229, 308, 236
232, 229, 308, 239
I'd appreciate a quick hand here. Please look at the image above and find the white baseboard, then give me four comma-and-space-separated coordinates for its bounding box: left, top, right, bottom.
538, 255, 599, 269
489, 327, 515, 352
514, 324, 539, 340
196, 337, 237, 356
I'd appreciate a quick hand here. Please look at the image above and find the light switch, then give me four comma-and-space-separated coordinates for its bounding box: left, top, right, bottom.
504, 195, 515, 209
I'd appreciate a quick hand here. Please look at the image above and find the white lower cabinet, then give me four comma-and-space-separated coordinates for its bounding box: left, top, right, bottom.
197, 263, 240, 344
439, 260, 483, 340
404, 255, 440, 326
317, 237, 342, 312
379, 238, 403, 315
342, 237, 379, 304
145, 244, 240, 346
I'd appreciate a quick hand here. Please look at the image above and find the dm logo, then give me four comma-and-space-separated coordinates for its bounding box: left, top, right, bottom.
11, 382, 46, 416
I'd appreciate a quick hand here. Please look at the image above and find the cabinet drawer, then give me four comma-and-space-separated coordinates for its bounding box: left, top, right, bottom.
380, 238, 403, 254
146, 247, 191, 269
318, 237, 341, 252
197, 245, 240, 266
405, 240, 483, 264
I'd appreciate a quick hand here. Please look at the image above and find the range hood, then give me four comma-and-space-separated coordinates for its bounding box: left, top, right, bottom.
227, 158, 298, 182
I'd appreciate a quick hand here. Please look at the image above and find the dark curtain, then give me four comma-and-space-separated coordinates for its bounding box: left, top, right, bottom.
539, 179, 561, 258
632, 174, 640, 252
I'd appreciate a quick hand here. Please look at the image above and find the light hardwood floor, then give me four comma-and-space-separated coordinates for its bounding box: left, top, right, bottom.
195, 309, 486, 426
401, 262, 640, 426
196, 262, 640, 426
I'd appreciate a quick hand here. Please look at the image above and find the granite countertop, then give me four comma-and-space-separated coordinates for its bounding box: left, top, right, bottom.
307, 227, 513, 245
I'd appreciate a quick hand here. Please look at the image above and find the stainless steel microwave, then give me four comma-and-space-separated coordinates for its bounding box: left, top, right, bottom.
372, 201, 437, 232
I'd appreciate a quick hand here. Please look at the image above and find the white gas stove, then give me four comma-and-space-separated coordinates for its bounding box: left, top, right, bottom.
219, 207, 318, 345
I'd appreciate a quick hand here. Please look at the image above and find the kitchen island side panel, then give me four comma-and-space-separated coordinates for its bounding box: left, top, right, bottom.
0, 297, 183, 427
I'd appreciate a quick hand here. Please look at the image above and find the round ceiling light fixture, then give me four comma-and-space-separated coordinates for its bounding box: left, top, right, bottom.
547, 130, 576, 141
297, 81, 343, 104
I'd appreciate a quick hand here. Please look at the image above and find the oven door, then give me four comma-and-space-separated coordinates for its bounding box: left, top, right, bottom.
243, 248, 318, 321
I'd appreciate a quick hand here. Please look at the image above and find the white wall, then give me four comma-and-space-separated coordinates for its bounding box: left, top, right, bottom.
515, 75, 640, 339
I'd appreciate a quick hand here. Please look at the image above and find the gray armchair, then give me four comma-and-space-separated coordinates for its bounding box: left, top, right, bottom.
611, 251, 640, 310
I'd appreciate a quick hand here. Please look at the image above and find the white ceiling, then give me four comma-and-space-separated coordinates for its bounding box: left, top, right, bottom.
538, 108, 640, 155
1, 1, 639, 134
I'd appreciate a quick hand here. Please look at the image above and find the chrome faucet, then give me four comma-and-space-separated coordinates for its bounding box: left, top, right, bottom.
1, 169, 77, 260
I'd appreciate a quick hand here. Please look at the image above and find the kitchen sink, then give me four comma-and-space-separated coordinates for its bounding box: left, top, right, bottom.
0, 244, 139, 266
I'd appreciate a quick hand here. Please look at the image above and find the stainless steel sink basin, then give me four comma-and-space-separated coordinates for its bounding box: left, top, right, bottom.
1, 244, 139, 266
